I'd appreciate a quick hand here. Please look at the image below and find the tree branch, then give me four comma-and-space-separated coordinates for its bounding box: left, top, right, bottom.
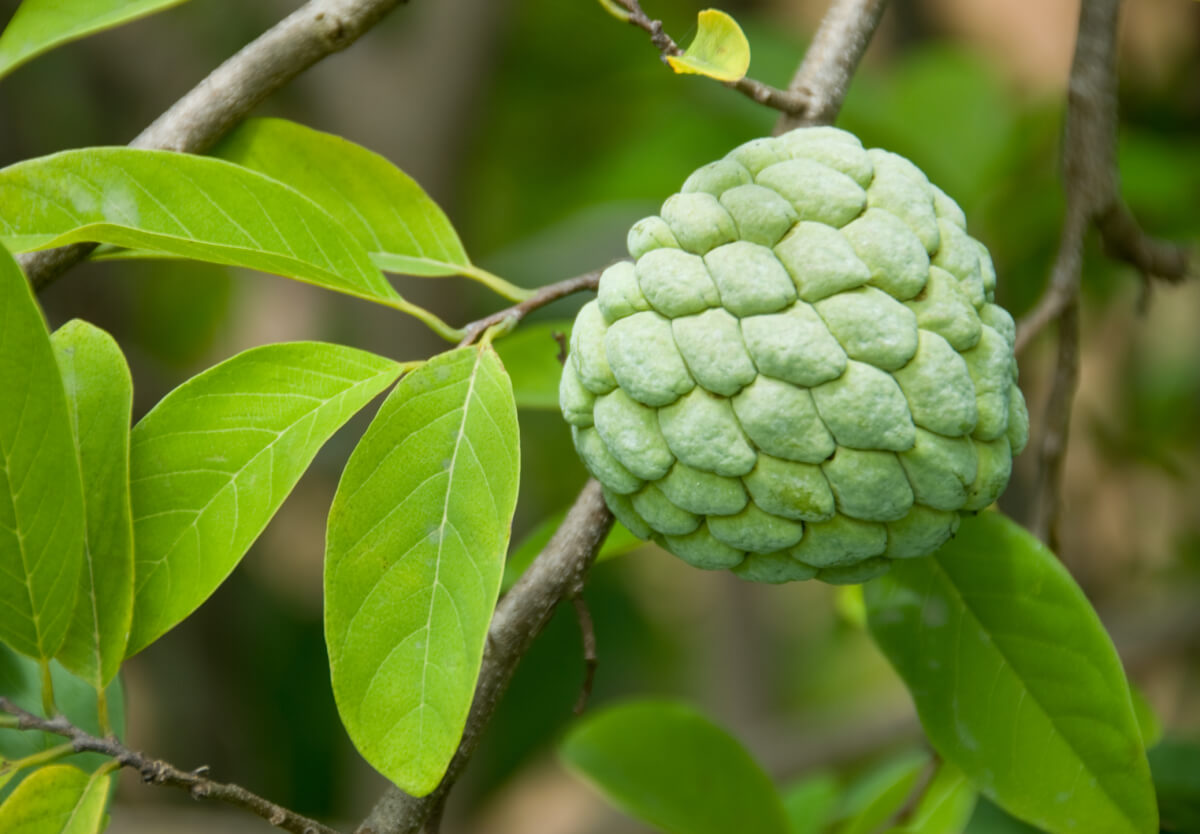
19, 0, 409, 293
355, 480, 614, 834
0, 698, 341, 834
1017, 0, 1191, 545
775, 0, 889, 132
1013, 0, 1191, 356
458, 270, 602, 347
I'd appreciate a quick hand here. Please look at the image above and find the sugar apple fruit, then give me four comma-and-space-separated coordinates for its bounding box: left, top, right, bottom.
560, 126, 1028, 585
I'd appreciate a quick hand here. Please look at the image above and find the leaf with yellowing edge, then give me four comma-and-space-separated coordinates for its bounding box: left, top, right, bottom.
666, 9, 750, 82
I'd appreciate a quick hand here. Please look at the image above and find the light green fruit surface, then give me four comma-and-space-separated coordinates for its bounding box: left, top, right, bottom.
562, 127, 1027, 584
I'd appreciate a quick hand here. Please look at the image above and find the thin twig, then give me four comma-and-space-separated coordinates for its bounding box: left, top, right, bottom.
19, 0, 408, 292
1020, 0, 1193, 545
0, 698, 341, 834
355, 481, 614, 834
457, 270, 602, 347
1013, 0, 1191, 357
571, 594, 599, 715
614, 0, 807, 114
776, 0, 889, 132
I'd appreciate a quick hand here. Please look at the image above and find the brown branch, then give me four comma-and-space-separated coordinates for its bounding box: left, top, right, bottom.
1013, 1, 1191, 356
355, 481, 614, 834
1018, 0, 1193, 545
0, 698, 341, 834
19, 0, 409, 293
458, 270, 601, 347
776, 0, 889, 132
614, 0, 807, 115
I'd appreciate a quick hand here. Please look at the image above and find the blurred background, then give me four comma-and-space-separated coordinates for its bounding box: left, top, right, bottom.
1, 0, 1198, 831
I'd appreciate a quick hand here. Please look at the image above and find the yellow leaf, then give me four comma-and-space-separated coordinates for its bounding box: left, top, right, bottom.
597, 0, 632, 22
666, 9, 750, 82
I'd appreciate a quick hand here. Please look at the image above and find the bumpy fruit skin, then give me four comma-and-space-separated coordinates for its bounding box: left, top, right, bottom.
560, 126, 1028, 585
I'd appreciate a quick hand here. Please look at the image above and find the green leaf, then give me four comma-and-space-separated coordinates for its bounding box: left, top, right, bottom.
127, 342, 402, 656
1129, 685, 1163, 750
665, 9, 751, 82
561, 700, 789, 834
781, 772, 839, 834
0, 149, 424, 314
885, 760, 977, 834
864, 512, 1158, 834
0, 764, 111, 834
0, 644, 125, 801
1149, 740, 1200, 833
0, 245, 85, 661
50, 321, 133, 690
493, 320, 572, 410
325, 346, 520, 796
501, 508, 642, 593
832, 750, 931, 834
211, 119, 469, 277
0, 0, 187, 80
965, 798, 1045, 834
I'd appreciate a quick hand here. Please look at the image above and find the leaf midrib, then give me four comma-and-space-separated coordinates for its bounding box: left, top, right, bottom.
415, 348, 484, 767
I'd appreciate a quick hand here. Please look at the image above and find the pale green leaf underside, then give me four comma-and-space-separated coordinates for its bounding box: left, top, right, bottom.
212, 118, 470, 274
493, 319, 573, 410
884, 760, 976, 834
560, 699, 790, 834
864, 512, 1157, 834
127, 342, 402, 656
0, 0, 188, 80
0, 245, 84, 660
0, 148, 399, 306
325, 346, 520, 796
50, 320, 134, 689
0, 764, 110, 834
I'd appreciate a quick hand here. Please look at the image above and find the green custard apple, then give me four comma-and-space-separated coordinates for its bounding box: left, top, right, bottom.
560, 126, 1028, 584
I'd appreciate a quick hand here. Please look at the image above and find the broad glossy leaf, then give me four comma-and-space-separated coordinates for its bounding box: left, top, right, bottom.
1149, 740, 1200, 833
127, 342, 401, 655
0, 645, 125, 800
50, 321, 133, 689
885, 760, 977, 834
833, 750, 931, 834
0, 149, 399, 307
325, 346, 520, 796
0, 0, 187, 80
965, 799, 1043, 834
781, 772, 839, 834
561, 699, 789, 834
0, 245, 84, 660
493, 320, 572, 410
0, 764, 111, 834
864, 512, 1157, 834
501, 507, 641, 592
212, 118, 471, 278
665, 9, 750, 82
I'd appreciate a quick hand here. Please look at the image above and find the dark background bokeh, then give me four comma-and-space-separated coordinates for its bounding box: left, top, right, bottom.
1, 1, 1197, 831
